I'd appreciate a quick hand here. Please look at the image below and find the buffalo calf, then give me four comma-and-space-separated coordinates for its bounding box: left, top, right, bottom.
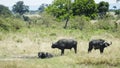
38, 52, 53, 59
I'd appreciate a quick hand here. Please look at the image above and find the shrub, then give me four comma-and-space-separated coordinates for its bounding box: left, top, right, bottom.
69, 15, 90, 30
16, 38, 23, 43
115, 9, 120, 15
95, 19, 114, 30
0, 16, 26, 31
0, 17, 11, 31
30, 12, 58, 28
0, 5, 12, 17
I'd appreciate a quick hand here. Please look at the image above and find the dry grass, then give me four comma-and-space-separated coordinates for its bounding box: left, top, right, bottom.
0, 27, 120, 68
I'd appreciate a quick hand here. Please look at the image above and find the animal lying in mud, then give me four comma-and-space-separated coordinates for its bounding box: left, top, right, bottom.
38, 52, 53, 59
88, 39, 112, 53
51, 39, 77, 55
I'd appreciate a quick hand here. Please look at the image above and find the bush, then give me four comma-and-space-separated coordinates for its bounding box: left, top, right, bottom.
69, 15, 90, 30
115, 9, 120, 15
0, 17, 11, 31
29, 12, 58, 28
0, 5, 12, 17
0, 16, 26, 31
95, 19, 115, 30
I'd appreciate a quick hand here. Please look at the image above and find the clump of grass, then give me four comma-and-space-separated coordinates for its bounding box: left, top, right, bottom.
69, 15, 90, 30
49, 33, 56, 36
0, 35, 3, 41
0, 33, 5, 41
12, 36, 23, 43
0, 16, 26, 31
76, 54, 120, 66
16, 38, 23, 43
94, 19, 115, 30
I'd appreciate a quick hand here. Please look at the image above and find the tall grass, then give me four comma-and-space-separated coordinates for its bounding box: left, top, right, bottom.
0, 16, 26, 32
0, 13, 120, 68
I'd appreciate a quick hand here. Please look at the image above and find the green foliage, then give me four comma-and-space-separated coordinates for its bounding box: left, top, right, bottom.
0, 11, 120, 68
46, 0, 72, 20
115, 9, 120, 15
0, 17, 10, 31
46, 0, 98, 20
0, 33, 5, 41
0, 5, 12, 17
72, 0, 98, 19
0, 16, 26, 31
97, 1, 109, 18
22, 15, 30, 21
12, 1, 29, 15
113, 6, 117, 9
112, 26, 120, 38
95, 19, 114, 30
38, 4, 48, 13
27, 12, 58, 28
40, 13, 53, 27
38, 4, 45, 13
98, 1, 109, 13
46, 0, 98, 28
70, 15, 90, 30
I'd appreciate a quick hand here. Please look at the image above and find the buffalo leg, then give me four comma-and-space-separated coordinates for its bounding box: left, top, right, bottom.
88, 45, 93, 53
61, 49, 64, 55
73, 45, 77, 54
100, 48, 104, 53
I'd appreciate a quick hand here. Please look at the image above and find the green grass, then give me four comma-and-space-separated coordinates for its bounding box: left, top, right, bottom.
0, 26, 120, 68
0, 55, 119, 68
0, 14, 120, 68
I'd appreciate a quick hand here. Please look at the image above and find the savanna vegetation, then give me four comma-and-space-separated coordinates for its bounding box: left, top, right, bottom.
0, 0, 120, 68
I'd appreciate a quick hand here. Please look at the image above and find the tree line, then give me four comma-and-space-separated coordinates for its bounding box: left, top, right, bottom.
0, 0, 109, 17
1, 0, 120, 18
0, 0, 120, 31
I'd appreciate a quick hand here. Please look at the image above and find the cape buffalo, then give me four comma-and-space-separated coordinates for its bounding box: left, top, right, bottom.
38, 52, 53, 59
51, 39, 77, 55
88, 39, 112, 53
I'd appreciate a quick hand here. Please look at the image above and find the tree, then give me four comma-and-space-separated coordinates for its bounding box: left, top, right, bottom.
46, 0, 98, 28
72, 0, 97, 19
97, 1, 109, 18
46, 0, 97, 19
12, 1, 29, 15
0, 5, 12, 16
46, 0, 72, 28
115, 9, 120, 15
38, 4, 49, 12
116, 0, 120, 3
63, 0, 72, 28
38, 4, 45, 12
46, 0, 71, 19
113, 6, 117, 10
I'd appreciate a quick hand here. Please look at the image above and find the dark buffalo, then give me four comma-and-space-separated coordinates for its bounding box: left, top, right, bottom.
51, 39, 77, 55
88, 39, 112, 53
38, 52, 53, 59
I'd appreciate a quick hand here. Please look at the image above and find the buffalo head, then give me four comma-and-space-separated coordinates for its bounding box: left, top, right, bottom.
51, 42, 58, 48
104, 41, 112, 47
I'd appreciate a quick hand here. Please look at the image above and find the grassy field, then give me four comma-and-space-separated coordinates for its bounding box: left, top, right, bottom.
0, 27, 120, 68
